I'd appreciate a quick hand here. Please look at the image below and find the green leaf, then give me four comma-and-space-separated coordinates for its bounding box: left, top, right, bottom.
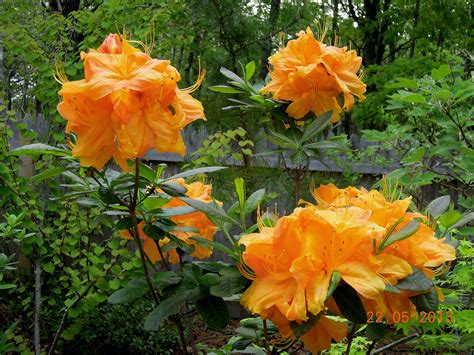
245, 61, 256, 81
439, 211, 462, 228
159, 181, 187, 196
220, 67, 244, 84
332, 283, 367, 324
385, 284, 401, 293
401, 94, 426, 104
168, 167, 227, 180
0, 283, 16, 290
143, 196, 169, 211
209, 85, 244, 94
385, 78, 418, 89
43, 263, 55, 273
179, 197, 239, 225
152, 271, 181, 290
402, 147, 425, 164
326, 271, 342, 300
290, 312, 323, 337
108, 280, 148, 304
31, 167, 68, 183
191, 237, 235, 258
396, 268, 433, 292
409, 288, 439, 312
115, 217, 141, 230
451, 212, 474, 229
234, 178, 246, 214
379, 219, 420, 251
139, 163, 156, 182
432, 65, 451, 81
302, 111, 333, 142
243, 189, 265, 215
209, 268, 247, 297
10, 143, 71, 157
144, 288, 201, 330
426, 195, 451, 218
195, 296, 229, 329
156, 206, 196, 217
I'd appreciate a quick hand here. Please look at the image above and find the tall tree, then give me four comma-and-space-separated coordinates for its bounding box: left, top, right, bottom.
260, 0, 281, 79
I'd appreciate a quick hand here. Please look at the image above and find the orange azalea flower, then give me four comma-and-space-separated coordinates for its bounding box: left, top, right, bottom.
161, 178, 220, 263
313, 184, 456, 270
239, 206, 407, 353
261, 27, 365, 122
121, 179, 219, 263
57, 33, 205, 170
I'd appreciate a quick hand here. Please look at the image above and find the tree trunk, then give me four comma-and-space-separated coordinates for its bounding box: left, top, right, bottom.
34, 259, 41, 355
260, 0, 281, 79
361, 0, 391, 65
409, 0, 420, 58
332, 0, 339, 34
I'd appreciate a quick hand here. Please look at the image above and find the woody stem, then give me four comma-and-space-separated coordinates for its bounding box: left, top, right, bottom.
130, 159, 188, 353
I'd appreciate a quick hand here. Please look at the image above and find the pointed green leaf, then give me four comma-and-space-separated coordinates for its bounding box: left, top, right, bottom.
409, 288, 439, 312
396, 268, 433, 292
209, 85, 244, 94
159, 181, 187, 196
139, 163, 156, 182
10, 143, 71, 157
180, 197, 239, 225
431, 65, 451, 81
379, 219, 420, 251
332, 283, 367, 324
155, 206, 196, 217
220, 67, 244, 84
245, 61, 256, 81
244, 189, 265, 215
426, 195, 451, 218
196, 296, 229, 329
234, 178, 246, 213
144, 288, 200, 330
326, 271, 342, 300
439, 211, 462, 228
168, 166, 227, 180
290, 312, 323, 337
302, 111, 333, 142
152, 271, 181, 290
451, 212, 474, 229
31, 167, 69, 183
108, 279, 148, 304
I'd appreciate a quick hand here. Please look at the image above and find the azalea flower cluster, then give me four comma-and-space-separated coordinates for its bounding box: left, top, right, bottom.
121, 178, 219, 264
239, 184, 456, 353
57, 34, 205, 170
261, 28, 366, 122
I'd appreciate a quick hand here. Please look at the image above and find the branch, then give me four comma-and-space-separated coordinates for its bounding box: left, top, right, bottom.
371, 333, 418, 354
347, 0, 359, 22
48, 281, 97, 355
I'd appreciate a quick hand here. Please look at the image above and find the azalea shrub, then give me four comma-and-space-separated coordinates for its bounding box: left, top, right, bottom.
3, 23, 471, 355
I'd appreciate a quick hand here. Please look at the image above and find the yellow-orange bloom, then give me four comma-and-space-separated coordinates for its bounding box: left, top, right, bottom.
57, 33, 205, 170
261, 27, 365, 122
121, 179, 219, 263
313, 184, 456, 270
239, 206, 405, 353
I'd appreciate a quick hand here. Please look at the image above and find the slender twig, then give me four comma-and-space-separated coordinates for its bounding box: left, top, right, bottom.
366, 339, 377, 354
48, 281, 96, 355
345, 324, 357, 355
371, 333, 418, 354
262, 319, 271, 354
